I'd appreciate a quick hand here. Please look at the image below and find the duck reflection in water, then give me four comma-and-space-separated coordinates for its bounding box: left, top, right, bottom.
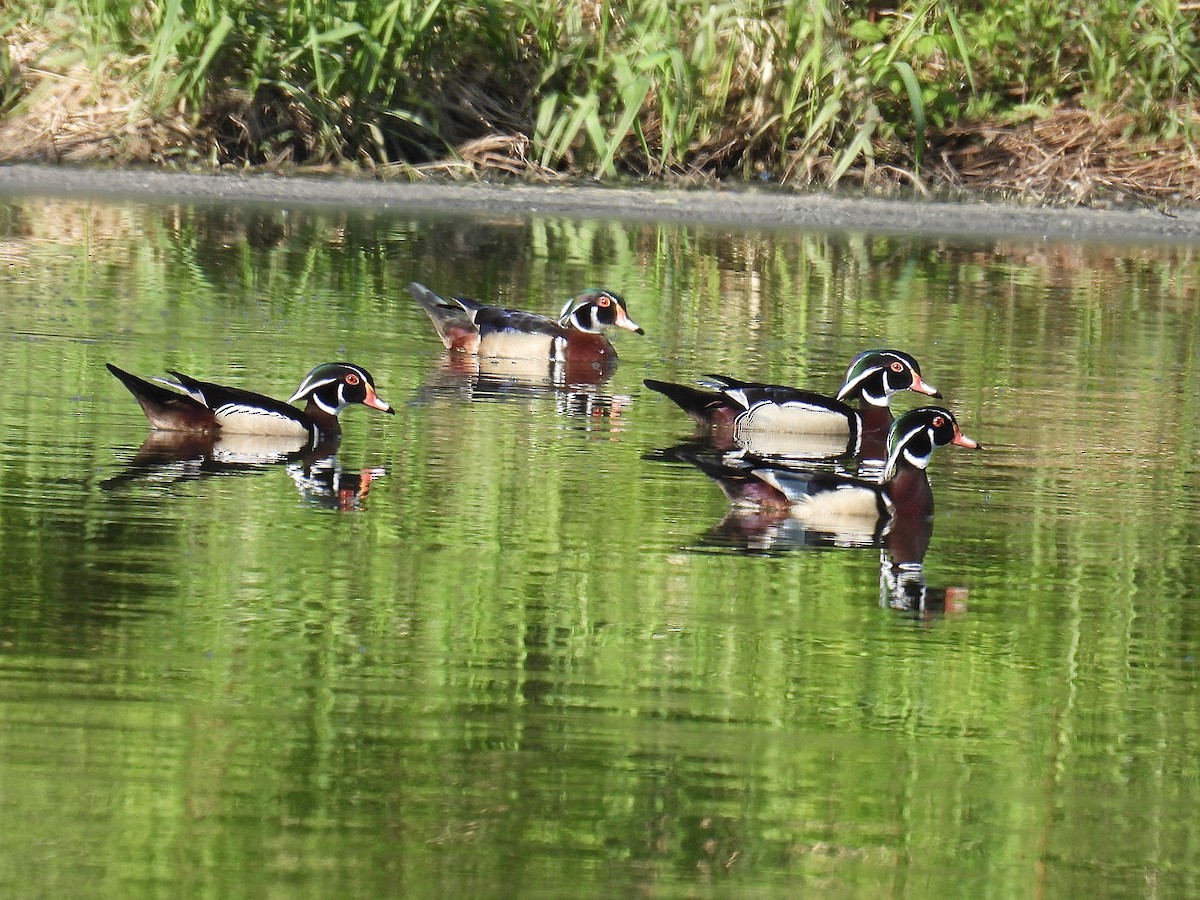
287, 451, 386, 511
880, 559, 970, 616
415, 351, 632, 436
656, 406, 979, 613
103, 431, 385, 511
445, 339, 621, 389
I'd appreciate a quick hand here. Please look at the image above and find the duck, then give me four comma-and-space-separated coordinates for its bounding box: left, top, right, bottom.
409, 282, 644, 379
671, 406, 979, 546
643, 349, 940, 460
106, 362, 394, 439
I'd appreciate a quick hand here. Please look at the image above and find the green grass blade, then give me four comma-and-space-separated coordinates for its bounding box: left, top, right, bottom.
942, 2, 977, 95
597, 74, 650, 177
830, 113, 876, 184
182, 13, 235, 102
892, 60, 926, 169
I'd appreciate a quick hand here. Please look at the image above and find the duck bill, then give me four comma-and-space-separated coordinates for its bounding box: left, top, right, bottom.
615, 307, 645, 335
364, 387, 395, 415
952, 428, 980, 449
911, 373, 941, 398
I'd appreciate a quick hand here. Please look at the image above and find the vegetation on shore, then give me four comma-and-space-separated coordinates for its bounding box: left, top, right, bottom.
0, 1, 1196, 204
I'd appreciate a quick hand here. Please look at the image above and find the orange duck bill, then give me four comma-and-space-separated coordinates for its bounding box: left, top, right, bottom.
952, 426, 980, 450
910, 371, 941, 397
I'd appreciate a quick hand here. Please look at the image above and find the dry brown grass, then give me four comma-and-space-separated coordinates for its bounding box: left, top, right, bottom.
930, 107, 1200, 205
0, 23, 192, 163
411, 134, 566, 182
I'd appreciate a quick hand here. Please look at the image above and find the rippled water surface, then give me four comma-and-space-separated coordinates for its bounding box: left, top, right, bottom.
1, 193, 1199, 897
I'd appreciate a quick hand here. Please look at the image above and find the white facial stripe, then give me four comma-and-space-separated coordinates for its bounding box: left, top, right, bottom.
838, 366, 882, 400
289, 376, 338, 403
885, 424, 930, 475
573, 308, 601, 334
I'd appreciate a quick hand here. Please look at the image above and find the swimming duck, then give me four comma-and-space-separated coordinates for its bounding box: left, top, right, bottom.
644, 349, 940, 460
674, 406, 979, 546
409, 282, 643, 374
106, 362, 394, 439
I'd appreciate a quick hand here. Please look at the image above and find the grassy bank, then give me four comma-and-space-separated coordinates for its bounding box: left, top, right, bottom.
1, 1, 1197, 203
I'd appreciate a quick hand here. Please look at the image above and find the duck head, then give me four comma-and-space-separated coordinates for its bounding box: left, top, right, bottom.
558, 289, 644, 335
837, 349, 941, 407
884, 406, 979, 477
289, 363, 395, 417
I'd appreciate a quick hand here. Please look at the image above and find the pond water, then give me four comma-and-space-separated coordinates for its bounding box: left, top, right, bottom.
1, 189, 1199, 897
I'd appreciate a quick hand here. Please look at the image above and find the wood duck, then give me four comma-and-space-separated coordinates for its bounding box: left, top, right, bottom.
107, 362, 394, 438
644, 349, 940, 461
409, 282, 644, 378
670, 406, 979, 546
747, 406, 978, 540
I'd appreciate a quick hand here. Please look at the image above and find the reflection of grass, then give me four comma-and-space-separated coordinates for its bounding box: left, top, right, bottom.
4, 200, 1200, 894
1, 2, 1197, 201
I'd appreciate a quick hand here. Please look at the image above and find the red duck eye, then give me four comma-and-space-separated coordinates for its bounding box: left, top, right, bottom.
932, 415, 945, 428
597, 296, 611, 307
890, 361, 904, 372
345, 373, 360, 385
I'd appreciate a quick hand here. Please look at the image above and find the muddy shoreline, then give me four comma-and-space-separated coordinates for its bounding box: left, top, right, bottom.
0, 163, 1198, 244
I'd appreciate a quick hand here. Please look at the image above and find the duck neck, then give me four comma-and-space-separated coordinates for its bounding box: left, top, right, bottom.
304, 399, 342, 436
886, 463, 934, 522
857, 401, 894, 460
